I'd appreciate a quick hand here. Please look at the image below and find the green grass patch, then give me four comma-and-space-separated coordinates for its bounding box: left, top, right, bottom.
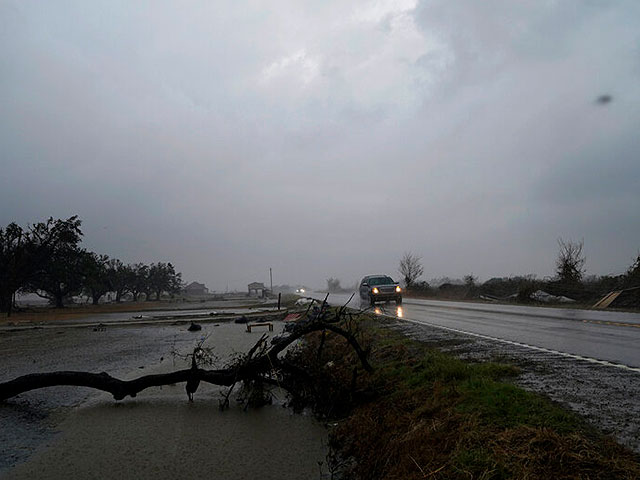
406, 350, 519, 386
452, 447, 508, 479
457, 378, 584, 433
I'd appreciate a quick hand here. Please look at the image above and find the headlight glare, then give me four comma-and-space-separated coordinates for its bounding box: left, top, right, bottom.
372, 287, 379, 294
395, 286, 402, 293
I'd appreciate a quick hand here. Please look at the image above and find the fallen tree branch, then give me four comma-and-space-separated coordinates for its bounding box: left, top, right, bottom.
0, 318, 371, 402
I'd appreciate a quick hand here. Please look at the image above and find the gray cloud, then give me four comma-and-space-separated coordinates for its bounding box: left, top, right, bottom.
1, 1, 639, 290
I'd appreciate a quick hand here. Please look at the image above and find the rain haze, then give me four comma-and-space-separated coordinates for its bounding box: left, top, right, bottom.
2, 0, 639, 291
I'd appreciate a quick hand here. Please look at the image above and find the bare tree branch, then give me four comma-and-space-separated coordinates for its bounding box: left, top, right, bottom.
556, 238, 586, 284
399, 251, 424, 288
0, 318, 372, 403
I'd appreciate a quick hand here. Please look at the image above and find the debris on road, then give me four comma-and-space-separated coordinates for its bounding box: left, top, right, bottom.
530, 290, 575, 303
283, 313, 301, 322
187, 322, 202, 332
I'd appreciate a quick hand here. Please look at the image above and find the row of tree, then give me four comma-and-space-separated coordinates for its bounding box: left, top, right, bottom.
81, 257, 182, 304
399, 240, 640, 289
0, 216, 182, 315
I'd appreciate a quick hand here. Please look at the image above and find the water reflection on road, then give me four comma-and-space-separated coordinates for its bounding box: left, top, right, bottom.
311, 291, 640, 368
373, 305, 404, 318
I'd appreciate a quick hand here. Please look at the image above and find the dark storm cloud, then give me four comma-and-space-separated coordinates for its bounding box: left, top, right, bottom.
1, 0, 639, 290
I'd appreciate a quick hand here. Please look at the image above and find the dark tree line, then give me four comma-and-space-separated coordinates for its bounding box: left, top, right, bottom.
0, 216, 182, 315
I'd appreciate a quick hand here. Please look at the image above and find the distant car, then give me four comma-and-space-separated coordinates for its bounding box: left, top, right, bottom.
359, 275, 402, 306
295, 288, 306, 294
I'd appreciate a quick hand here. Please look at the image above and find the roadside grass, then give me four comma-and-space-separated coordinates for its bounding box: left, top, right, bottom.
293, 315, 640, 479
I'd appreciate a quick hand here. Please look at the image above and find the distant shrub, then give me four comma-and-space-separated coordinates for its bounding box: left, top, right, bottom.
517, 279, 539, 303
408, 281, 431, 295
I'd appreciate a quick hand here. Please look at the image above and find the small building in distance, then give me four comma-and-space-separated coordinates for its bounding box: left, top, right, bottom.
183, 281, 209, 296
248, 282, 266, 298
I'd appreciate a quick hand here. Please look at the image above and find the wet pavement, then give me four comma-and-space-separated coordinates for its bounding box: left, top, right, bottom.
313, 292, 640, 368
310, 292, 640, 453
0, 320, 327, 478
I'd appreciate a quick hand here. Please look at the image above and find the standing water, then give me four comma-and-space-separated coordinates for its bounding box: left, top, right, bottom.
0, 321, 328, 479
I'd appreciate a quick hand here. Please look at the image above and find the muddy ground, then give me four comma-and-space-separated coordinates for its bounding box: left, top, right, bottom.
390, 319, 640, 453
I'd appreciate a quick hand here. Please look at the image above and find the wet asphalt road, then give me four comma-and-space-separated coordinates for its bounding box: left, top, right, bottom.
311, 292, 640, 369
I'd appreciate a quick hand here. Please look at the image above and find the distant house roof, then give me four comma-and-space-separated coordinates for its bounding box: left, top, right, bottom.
248, 282, 265, 288
185, 282, 206, 290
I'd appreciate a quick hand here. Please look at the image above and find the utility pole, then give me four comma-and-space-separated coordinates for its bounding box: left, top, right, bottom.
269, 267, 273, 295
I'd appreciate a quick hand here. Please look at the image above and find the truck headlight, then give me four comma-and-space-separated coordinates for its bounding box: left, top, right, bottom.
395, 286, 402, 293
372, 287, 379, 294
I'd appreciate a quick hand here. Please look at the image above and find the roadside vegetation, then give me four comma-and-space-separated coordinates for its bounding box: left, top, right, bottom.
289, 313, 640, 479
399, 240, 640, 309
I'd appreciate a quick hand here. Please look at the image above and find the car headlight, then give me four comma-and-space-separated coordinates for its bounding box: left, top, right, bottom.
372, 287, 379, 294
395, 286, 402, 293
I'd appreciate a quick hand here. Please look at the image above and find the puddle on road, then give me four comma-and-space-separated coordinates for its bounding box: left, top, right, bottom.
372, 305, 404, 318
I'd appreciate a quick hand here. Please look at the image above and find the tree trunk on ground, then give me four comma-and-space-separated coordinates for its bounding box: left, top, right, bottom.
0, 292, 13, 317
0, 317, 372, 403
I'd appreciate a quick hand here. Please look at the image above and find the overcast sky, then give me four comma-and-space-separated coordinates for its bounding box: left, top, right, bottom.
1, 0, 639, 291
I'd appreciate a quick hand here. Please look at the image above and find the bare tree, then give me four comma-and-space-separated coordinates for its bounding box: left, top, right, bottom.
625, 252, 640, 287
556, 238, 586, 284
398, 252, 423, 289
